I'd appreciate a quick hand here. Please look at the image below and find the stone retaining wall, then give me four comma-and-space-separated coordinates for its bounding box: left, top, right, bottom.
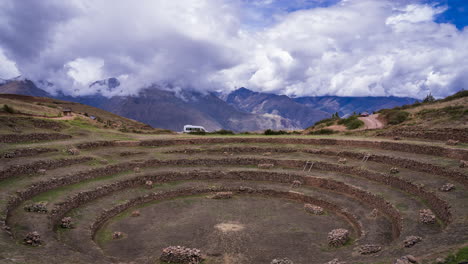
1, 147, 58, 159
377, 128, 468, 143
0, 157, 94, 180
140, 138, 468, 160
0, 133, 72, 143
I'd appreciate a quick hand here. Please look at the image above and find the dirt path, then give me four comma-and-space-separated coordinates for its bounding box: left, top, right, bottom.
359, 114, 384, 130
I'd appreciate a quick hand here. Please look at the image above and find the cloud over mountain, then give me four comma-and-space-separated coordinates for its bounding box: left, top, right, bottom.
0, 0, 467, 98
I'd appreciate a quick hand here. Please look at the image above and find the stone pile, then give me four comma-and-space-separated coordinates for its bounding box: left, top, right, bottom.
131, 210, 140, 217
24, 202, 48, 213
326, 259, 346, 264
66, 147, 80, 155
112, 232, 123, 239
160, 246, 204, 264
439, 183, 455, 192
403, 236, 422, 248
304, 204, 324, 215
338, 158, 347, 164
327, 228, 349, 247
369, 208, 379, 218
394, 255, 418, 264
271, 258, 294, 264
459, 160, 468, 168
211, 192, 233, 199
24, 231, 42, 246
60, 217, 73, 229
239, 186, 254, 193
291, 180, 302, 188
419, 209, 436, 224
258, 163, 274, 169
390, 167, 400, 174
446, 139, 459, 146
358, 244, 382, 255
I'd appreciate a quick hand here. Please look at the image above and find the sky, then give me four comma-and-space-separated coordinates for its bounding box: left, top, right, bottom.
0, 0, 467, 99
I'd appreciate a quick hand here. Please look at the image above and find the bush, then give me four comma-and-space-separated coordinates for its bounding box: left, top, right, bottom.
380, 109, 410, 125
211, 129, 234, 135
440, 89, 468, 102
2, 104, 16, 114
264, 129, 288, 135
309, 129, 336, 135
188, 131, 206, 135
337, 115, 364, 130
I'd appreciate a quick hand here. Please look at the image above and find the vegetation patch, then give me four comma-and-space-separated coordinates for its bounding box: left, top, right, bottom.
379, 109, 410, 125
337, 115, 364, 130
417, 105, 467, 120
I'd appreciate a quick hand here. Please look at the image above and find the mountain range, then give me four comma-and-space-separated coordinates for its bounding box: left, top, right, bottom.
0, 78, 416, 131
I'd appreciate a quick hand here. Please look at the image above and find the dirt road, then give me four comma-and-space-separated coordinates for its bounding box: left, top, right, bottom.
359, 114, 384, 130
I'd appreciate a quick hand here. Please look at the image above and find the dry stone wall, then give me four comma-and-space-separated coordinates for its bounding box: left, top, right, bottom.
0, 133, 72, 143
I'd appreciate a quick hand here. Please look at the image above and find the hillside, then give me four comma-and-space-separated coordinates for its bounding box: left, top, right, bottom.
0, 94, 171, 133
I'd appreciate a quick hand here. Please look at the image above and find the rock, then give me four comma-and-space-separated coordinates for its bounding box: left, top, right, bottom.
406, 255, 417, 263
327, 228, 349, 247
131, 210, 140, 217
133, 167, 141, 173
358, 244, 382, 255
459, 160, 468, 168
160, 246, 204, 264
390, 167, 400, 174
24, 202, 48, 213
393, 136, 400, 140
145, 180, 153, 188
394, 255, 418, 264
338, 158, 347, 164
24, 231, 41, 246
223, 152, 229, 156
263, 152, 272, 156
112, 232, 123, 239
66, 147, 80, 155
326, 258, 346, 264
419, 209, 436, 224
435, 257, 445, 264
446, 139, 459, 146
211, 192, 233, 199
369, 208, 379, 218
258, 163, 274, 169
60, 217, 73, 229
291, 180, 302, 188
239, 186, 254, 193
439, 183, 455, 192
304, 204, 324, 215
403, 236, 422, 248
271, 258, 294, 264
37, 169, 47, 174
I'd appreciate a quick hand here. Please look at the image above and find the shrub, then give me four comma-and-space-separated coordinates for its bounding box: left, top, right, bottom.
211, 129, 234, 135
2, 104, 16, 114
440, 89, 468, 102
380, 109, 410, 125
264, 129, 288, 135
309, 129, 336, 135
188, 131, 206, 135
337, 115, 364, 130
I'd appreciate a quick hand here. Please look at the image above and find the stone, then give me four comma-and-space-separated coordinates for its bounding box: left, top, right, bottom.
439, 183, 455, 192
24, 202, 48, 213
211, 192, 233, 199
131, 210, 140, 217
66, 147, 80, 155
338, 158, 347, 164
393, 136, 400, 140
37, 169, 47, 174
327, 228, 349, 247
419, 209, 436, 224
112, 232, 123, 239
369, 208, 379, 218
358, 244, 382, 255
160, 246, 204, 264
403, 236, 422, 248
304, 204, 324, 215
258, 163, 274, 169
446, 139, 459, 146
145, 180, 153, 188
60, 217, 73, 229
291, 180, 302, 188
435, 257, 445, 264
263, 152, 272, 156
394, 255, 418, 264
459, 160, 468, 168
390, 167, 400, 174
271, 258, 294, 264
133, 167, 141, 173
326, 259, 346, 264
406, 255, 417, 263
239, 186, 254, 193
24, 231, 41, 246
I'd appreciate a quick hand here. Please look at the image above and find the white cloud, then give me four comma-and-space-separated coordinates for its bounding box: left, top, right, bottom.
0, 0, 467, 98
0, 48, 20, 79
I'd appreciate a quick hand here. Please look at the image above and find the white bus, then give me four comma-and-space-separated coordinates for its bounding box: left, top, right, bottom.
183, 125, 207, 133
